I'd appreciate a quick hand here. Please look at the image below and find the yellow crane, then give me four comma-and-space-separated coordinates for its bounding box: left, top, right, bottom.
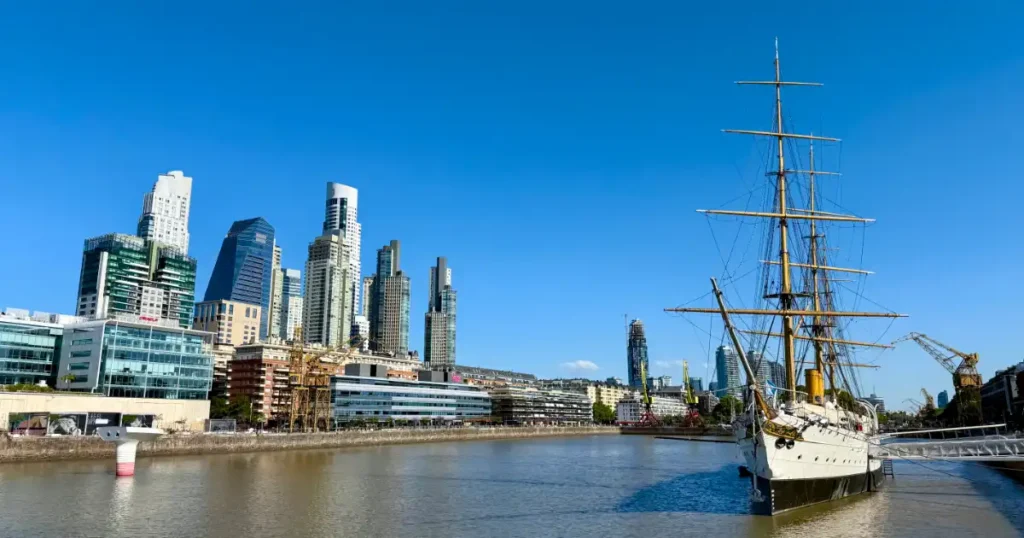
893, 332, 982, 425
682, 361, 698, 405
637, 360, 659, 426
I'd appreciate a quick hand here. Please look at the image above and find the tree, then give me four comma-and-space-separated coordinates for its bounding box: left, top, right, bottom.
209, 396, 231, 419
712, 395, 743, 423
59, 373, 77, 389
592, 402, 616, 424
824, 389, 857, 412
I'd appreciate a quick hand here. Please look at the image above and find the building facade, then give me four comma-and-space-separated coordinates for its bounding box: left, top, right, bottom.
424, 257, 457, 369
278, 269, 303, 341
981, 364, 1022, 423
136, 170, 192, 254
937, 390, 949, 409
768, 361, 786, 388
368, 240, 410, 356
323, 183, 362, 323
330, 365, 490, 424
303, 233, 352, 348
689, 377, 703, 392
192, 300, 261, 346
0, 312, 64, 386
57, 319, 214, 400
586, 383, 637, 407
749, 350, 770, 385
455, 365, 537, 387
351, 315, 369, 351
715, 345, 741, 397
203, 218, 276, 340
616, 396, 689, 423
863, 393, 885, 413
627, 319, 648, 388
361, 277, 374, 317
75, 233, 197, 329
228, 342, 292, 421
489, 386, 592, 424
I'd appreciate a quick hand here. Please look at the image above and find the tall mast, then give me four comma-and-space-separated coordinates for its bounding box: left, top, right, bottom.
665, 41, 906, 407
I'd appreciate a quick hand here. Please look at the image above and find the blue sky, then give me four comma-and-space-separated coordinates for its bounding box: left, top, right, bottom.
3, 2, 1023, 410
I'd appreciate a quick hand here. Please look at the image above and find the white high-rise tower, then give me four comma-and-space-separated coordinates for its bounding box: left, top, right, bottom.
323, 183, 362, 326
137, 170, 193, 254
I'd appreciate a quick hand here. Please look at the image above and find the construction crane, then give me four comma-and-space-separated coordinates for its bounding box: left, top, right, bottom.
920, 388, 935, 413
681, 361, 704, 428
682, 361, 699, 405
893, 332, 983, 425
288, 328, 333, 433
637, 360, 659, 426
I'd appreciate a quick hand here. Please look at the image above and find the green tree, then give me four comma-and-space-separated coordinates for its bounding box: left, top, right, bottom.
712, 395, 743, 423
209, 396, 230, 419
59, 373, 77, 389
592, 402, 616, 424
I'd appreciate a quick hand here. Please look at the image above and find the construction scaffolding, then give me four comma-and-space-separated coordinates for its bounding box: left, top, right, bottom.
288, 329, 332, 433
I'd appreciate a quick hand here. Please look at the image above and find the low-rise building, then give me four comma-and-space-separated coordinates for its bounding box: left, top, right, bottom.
57, 318, 214, 400
1, 391, 210, 433
454, 365, 537, 387
0, 310, 67, 386
616, 396, 689, 424
586, 384, 637, 407
489, 386, 592, 425
330, 364, 491, 423
982, 363, 1023, 424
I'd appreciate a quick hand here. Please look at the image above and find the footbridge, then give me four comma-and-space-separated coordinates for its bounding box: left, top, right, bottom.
871, 424, 1024, 462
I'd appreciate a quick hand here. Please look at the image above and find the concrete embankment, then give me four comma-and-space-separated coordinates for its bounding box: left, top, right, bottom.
0, 426, 618, 463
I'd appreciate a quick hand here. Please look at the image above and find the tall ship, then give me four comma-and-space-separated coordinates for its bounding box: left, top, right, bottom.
667, 41, 905, 515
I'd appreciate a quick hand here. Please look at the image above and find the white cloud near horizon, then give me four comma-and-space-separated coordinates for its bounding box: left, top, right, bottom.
561, 360, 600, 372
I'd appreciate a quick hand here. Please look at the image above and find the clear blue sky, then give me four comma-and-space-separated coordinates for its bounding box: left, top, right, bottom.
3, 2, 1023, 410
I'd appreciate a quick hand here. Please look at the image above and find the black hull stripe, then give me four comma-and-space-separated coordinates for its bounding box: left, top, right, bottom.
752, 468, 885, 515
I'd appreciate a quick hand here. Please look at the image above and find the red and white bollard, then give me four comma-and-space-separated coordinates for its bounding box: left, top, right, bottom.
96, 427, 163, 477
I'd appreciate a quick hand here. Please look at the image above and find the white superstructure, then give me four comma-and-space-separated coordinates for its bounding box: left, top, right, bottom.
137, 170, 192, 253
323, 183, 362, 324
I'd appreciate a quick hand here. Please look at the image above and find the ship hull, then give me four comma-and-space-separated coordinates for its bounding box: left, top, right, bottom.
751, 467, 884, 515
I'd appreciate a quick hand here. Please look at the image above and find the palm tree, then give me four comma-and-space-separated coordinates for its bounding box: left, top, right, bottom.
59, 373, 76, 390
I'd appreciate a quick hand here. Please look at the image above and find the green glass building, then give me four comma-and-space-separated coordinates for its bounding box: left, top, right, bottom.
76, 234, 197, 329
0, 315, 63, 386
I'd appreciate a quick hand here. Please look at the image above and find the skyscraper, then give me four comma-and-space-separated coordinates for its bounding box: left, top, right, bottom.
303, 233, 352, 348
424, 257, 457, 369
715, 345, 741, 397
268, 245, 284, 339
204, 218, 276, 340
323, 183, 362, 323
368, 240, 410, 356
137, 170, 192, 254
689, 377, 703, 392
748, 350, 770, 387
76, 233, 196, 328
937, 390, 949, 409
768, 360, 786, 388
361, 276, 374, 317
281, 268, 303, 341
626, 319, 648, 388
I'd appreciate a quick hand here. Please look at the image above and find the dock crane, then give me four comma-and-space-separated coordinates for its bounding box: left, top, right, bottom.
893, 333, 982, 425
287, 328, 333, 433
681, 361, 704, 428
637, 361, 659, 426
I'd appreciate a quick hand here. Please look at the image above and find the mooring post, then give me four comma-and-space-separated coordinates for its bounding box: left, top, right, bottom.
96, 427, 164, 477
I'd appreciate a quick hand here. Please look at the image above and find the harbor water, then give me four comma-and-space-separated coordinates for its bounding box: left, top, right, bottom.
0, 435, 1021, 537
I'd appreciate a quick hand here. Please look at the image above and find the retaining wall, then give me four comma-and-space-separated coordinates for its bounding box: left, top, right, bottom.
0, 426, 618, 463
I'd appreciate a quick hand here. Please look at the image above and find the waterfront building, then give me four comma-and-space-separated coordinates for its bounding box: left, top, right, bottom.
368, 240, 410, 356
616, 396, 689, 423
586, 383, 637, 407
863, 393, 885, 413
228, 342, 293, 421
209, 343, 234, 399
937, 390, 950, 409
322, 183, 362, 323
192, 300, 261, 346
489, 386, 592, 424
303, 234, 352, 348
330, 364, 490, 424
689, 377, 703, 392
606, 377, 624, 386
424, 257, 457, 370
0, 310, 65, 386
698, 391, 720, 414
650, 375, 672, 389
204, 218, 276, 340
626, 319, 648, 388
136, 170, 192, 254
715, 346, 741, 397
75, 233, 197, 329
981, 364, 1023, 423
651, 385, 686, 400
57, 318, 214, 400
454, 365, 537, 387
1, 392, 211, 433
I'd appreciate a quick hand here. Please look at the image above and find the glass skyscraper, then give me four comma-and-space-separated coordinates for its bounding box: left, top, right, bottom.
715, 345, 741, 397
424, 257, 457, 369
204, 218, 276, 340
368, 240, 410, 355
626, 319, 648, 388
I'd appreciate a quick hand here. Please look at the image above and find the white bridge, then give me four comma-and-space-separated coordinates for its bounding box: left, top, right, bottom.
870, 424, 1024, 462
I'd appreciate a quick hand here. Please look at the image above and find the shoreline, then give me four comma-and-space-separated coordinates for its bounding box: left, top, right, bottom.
0, 426, 619, 463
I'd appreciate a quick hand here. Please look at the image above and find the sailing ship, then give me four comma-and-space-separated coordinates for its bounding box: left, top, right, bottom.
667, 41, 906, 515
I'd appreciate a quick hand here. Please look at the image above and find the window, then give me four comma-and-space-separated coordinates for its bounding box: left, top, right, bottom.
70, 350, 92, 358
69, 362, 90, 371
71, 338, 93, 346
229, 304, 234, 315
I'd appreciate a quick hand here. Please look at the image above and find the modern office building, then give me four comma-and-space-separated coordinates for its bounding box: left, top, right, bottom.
0, 310, 66, 386
203, 218, 276, 340
715, 345, 741, 397
192, 300, 261, 346
281, 269, 304, 342
268, 245, 284, 340
649, 375, 672, 390
136, 170, 192, 254
768, 361, 786, 388
489, 386, 592, 424
323, 183, 362, 322
75, 233, 197, 329
361, 277, 374, 317
749, 350, 770, 386
936, 390, 949, 409
627, 319, 648, 388
689, 377, 703, 392
368, 240, 410, 356
424, 257, 457, 369
330, 364, 490, 424
303, 233, 352, 348
708, 381, 719, 394
57, 318, 214, 400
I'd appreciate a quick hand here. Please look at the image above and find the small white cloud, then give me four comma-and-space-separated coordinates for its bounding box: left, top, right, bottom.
654, 360, 685, 369
561, 360, 599, 372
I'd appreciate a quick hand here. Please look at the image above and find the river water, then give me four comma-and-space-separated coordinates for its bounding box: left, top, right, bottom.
0, 435, 1021, 537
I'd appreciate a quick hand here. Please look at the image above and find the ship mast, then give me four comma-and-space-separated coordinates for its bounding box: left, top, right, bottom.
666, 40, 905, 404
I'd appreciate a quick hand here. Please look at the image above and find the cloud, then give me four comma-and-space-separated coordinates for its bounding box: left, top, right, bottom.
654, 360, 685, 369
561, 360, 599, 372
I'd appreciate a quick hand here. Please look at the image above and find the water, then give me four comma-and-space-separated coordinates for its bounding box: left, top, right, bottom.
0, 435, 1021, 537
